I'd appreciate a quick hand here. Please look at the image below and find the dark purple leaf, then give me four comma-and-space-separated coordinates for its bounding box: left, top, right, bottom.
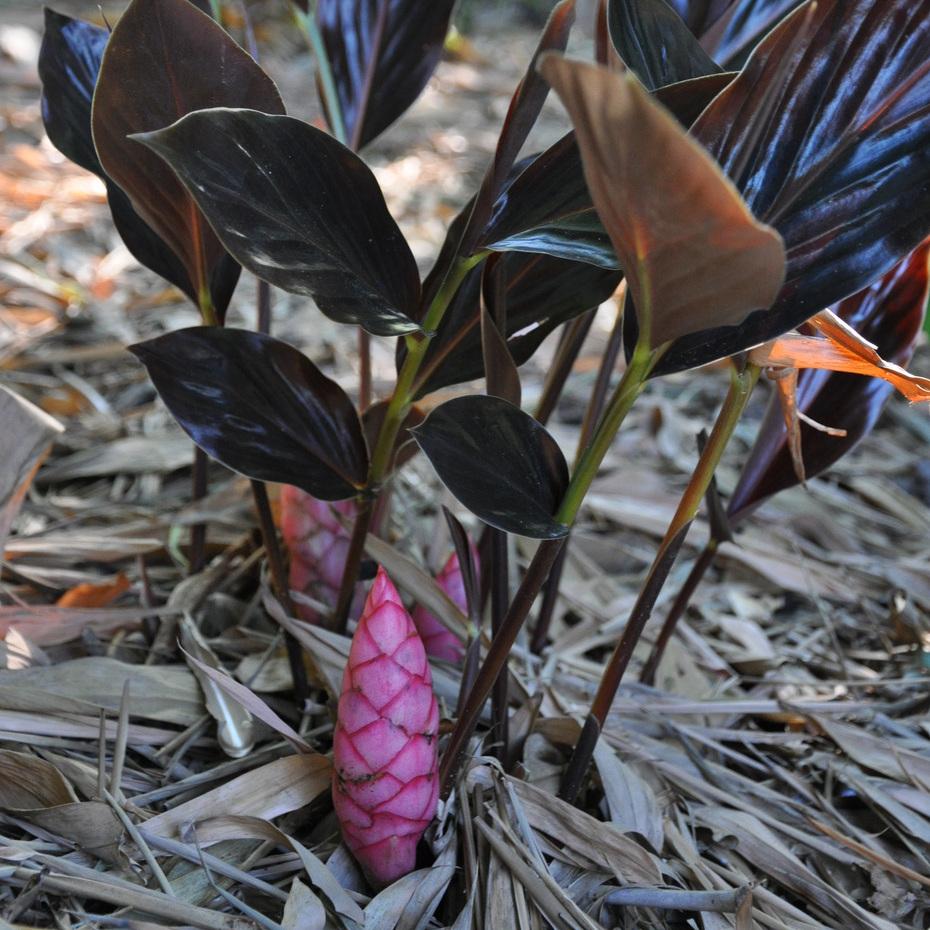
700, 0, 805, 66
317, 0, 456, 149
608, 0, 722, 90
38, 8, 203, 307
728, 242, 930, 522
39, 9, 107, 176
129, 327, 369, 500
654, 0, 930, 374
412, 396, 570, 539
135, 109, 421, 336
92, 0, 284, 320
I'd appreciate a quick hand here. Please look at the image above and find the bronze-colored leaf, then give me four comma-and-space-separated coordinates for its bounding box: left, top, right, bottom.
91, 0, 284, 319
539, 55, 785, 348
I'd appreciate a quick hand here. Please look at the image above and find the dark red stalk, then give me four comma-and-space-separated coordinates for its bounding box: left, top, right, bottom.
440, 537, 565, 796
489, 528, 510, 763
248, 278, 310, 705
533, 309, 596, 426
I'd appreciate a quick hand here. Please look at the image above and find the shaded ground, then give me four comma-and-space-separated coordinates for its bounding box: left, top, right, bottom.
2, 4, 930, 929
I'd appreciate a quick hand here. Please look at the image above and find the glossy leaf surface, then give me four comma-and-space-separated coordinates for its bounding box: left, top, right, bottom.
476, 73, 734, 268
701, 0, 805, 65
38, 8, 197, 305
541, 56, 784, 347
130, 328, 369, 500
408, 251, 619, 397
317, 0, 455, 148
136, 109, 421, 336
654, 0, 930, 373
412, 396, 570, 539
92, 0, 284, 318
608, 0, 722, 90
728, 244, 930, 522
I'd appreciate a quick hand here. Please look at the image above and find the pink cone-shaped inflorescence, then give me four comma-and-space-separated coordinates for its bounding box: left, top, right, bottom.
280, 485, 358, 624
411, 543, 479, 664
332, 567, 440, 886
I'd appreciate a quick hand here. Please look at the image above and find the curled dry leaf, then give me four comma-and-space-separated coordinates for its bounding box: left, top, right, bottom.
0, 386, 62, 553
179, 618, 256, 759
181, 643, 312, 755
750, 310, 930, 404
0, 749, 123, 864
540, 55, 785, 348
189, 814, 364, 927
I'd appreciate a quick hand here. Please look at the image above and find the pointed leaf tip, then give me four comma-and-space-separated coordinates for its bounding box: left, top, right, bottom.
412, 395, 570, 539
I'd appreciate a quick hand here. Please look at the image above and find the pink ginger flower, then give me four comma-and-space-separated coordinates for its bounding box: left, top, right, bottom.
280, 485, 357, 624
332, 567, 440, 887
411, 546, 477, 664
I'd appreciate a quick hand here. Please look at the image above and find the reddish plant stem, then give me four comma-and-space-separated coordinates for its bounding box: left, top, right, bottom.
189, 447, 209, 574
489, 528, 510, 763
440, 536, 565, 796
440, 344, 655, 796
332, 497, 372, 633
358, 329, 372, 412
557, 363, 759, 804
250, 478, 309, 705
533, 309, 596, 426
639, 539, 718, 687
249, 279, 309, 706
557, 524, 691, 802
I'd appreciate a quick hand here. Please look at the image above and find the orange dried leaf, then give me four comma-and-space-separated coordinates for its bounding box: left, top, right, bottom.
750, 308, 930, 403
56, 573, 131, 609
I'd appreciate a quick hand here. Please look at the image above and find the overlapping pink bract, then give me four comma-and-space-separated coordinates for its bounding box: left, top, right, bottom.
411, 545, 477, 664
280, 485, 358, 624
332, 567, 439, 886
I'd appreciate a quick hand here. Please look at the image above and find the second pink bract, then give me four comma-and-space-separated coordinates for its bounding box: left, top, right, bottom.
280, 485, 357, 625
332, 567, 440, 887
411, 550, 471, 664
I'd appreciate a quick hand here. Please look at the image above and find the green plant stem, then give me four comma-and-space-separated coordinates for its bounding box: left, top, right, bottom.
439, 344, 656, 796
557, 362, 760, 804
532, 301, 625, 652
331, 253, 487, 632
293, 4, 348, 145
555, 343, 655, 525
